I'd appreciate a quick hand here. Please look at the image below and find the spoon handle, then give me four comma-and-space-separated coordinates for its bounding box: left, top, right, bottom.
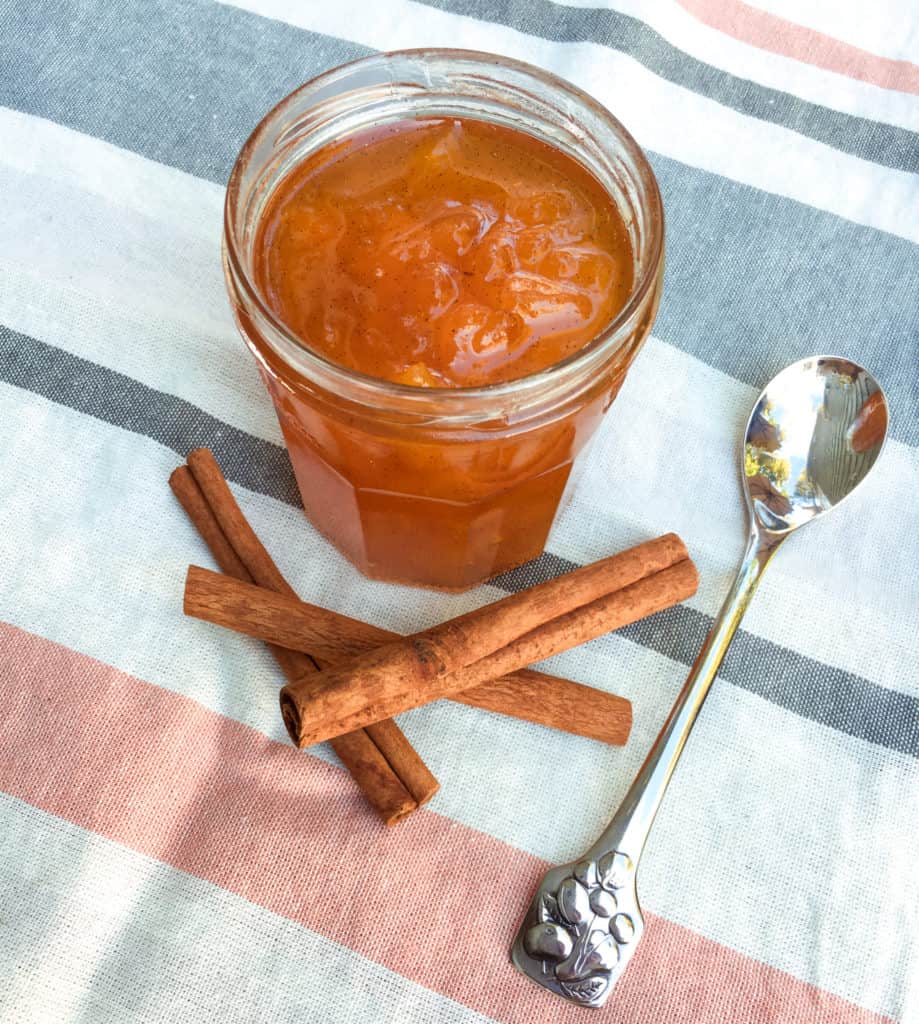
588, 528, 778, 867
512, 527, 780, 1007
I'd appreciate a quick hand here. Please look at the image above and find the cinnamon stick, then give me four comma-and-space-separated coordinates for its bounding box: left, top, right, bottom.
170, 458, 438, 821
171, 465, 320, 687
184, 449, 439, 808
183, 564, 632, 745
277, 538, 697, 747
170, 466, 250, 582
184, 449, 299, 599
171, 465, 417, 823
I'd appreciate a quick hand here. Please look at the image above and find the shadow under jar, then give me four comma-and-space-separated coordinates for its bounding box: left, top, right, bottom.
223, 49, 664, 591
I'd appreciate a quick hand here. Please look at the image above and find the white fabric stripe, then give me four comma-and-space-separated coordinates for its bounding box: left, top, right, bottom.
0, 107, 225, 236
0, 796, 496, 1024
550, 0, 919, 131
1, 113, 915, 696
0, 387, 914, 1019
0, 117, 225, 335
744, 0, 919, 64
216, 0, 919, 244
0, 108, 278, 443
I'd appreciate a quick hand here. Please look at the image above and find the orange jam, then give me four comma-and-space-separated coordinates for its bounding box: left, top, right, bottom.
241, 116, 655, 590
254, 118, 633, 387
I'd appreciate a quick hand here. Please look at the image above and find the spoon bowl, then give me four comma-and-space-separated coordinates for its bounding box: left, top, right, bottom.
744, 356, 888, 535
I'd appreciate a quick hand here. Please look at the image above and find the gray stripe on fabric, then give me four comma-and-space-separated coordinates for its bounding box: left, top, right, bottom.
3, 323, 917, 759
0, 0, 372, 185
2, 0, 916, 444
0, 324, 301, 507
417, 0, 919, 174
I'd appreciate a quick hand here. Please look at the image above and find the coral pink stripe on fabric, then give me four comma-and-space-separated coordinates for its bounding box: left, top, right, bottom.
677, 0, 919, 94
0, 622, 890, 1024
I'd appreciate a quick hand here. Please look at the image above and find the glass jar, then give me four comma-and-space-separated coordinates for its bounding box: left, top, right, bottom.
223, 49, 664, 591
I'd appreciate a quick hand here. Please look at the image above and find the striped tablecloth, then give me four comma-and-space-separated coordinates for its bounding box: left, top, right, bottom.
1, 2, 917, 1022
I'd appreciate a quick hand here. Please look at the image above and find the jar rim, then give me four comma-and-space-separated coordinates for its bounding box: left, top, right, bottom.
223, 47, 664, 410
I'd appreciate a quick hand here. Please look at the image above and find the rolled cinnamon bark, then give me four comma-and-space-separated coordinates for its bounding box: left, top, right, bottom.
185, 450, 290, 595
170, 466, 250, 583
281, 556, 697, 747
170, 458, 437, 821
307, 533, 685, 706
183, 564, 632, 746
183, 450, 439, 809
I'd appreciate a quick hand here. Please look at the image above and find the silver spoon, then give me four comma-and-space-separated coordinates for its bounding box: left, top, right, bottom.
511, 355, 889, 1008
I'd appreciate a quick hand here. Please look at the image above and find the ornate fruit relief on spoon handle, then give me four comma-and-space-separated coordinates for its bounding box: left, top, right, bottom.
513, 850, 641, 1007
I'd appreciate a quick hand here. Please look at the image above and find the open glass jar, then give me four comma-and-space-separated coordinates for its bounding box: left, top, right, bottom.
224, 49, 664, 591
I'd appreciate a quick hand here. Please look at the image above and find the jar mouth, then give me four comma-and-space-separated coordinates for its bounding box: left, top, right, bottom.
224, 48, 664, 413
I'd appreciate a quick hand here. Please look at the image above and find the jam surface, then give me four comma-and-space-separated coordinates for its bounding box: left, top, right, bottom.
254, 118, 634, 387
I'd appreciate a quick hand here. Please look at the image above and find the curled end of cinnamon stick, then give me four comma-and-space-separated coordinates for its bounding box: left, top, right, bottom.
657, 532, 689, 566
364, 719, 440, 806
682, 555, 700, 597
622, 696, 634, 738
182, 564, 200, 617
279, 689, 303, 748
186, 446, 213, 467
384, 805, 420, 826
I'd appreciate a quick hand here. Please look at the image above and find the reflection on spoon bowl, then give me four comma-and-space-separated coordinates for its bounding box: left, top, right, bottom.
743, 356, 888, 534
